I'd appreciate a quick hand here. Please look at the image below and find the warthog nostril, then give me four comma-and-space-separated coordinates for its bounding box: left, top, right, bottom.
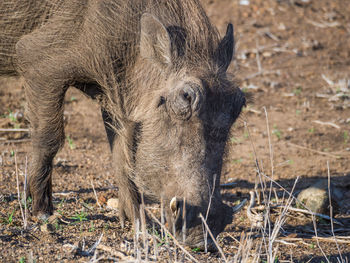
170, 196, 179, 217
182, 91, 191, 103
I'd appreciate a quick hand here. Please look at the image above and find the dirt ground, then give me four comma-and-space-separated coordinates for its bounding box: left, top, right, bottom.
1, 0, 349, 262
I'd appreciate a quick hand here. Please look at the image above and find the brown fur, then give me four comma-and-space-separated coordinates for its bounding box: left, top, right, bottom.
0, 0, 245, 248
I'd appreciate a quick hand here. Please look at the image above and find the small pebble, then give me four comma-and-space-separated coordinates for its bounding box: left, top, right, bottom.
40, 223, 55, 233
107, 198, 119, 209
297, 179, 340, 214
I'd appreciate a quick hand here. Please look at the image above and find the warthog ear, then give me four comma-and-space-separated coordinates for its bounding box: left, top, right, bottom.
215, 23, 234, 72
140, 13, 171, 66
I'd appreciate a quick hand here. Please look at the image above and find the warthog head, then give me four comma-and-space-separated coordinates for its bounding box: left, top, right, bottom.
129, 14, 245, 250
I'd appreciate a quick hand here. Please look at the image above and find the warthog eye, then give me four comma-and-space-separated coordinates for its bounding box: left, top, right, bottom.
157, 96, 166, 107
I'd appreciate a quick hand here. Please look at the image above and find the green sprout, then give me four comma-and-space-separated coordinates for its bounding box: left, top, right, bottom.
1, 209, 15, 225
6, 109, 21, 129
66, 135, 76, 150
293, 86, 302, 96
272, 125, 282, 140
70, 210, 88, 223
88, 221, 95, 232
344, 131, 349, 144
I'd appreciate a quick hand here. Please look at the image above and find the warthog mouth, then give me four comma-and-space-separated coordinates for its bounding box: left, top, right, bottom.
167, 197, 232, 252
183, 232, 217, 252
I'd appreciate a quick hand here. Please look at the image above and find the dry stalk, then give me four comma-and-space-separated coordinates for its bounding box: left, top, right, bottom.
52, 191, 75, 197
244, 70, 280, 81
312, 120, 340, 129
90, 180, 101, 208
327, 161, 344, 262
203, 174, 216, 253
263, 106, 275, 263
182, 197, 187, 243
305, 18, 340, 28
88, 233, 104, 255
0, 138, 31, 143
0, 128, 29, 132
287, 142, 340, 159
96, 244, 132, 260
134, 218, 140, 259
24, 156, 28, 230
256, 39, 262, 73
267, 177, 299, 263
311, 236, 350, 244
145, 207, 200, 263
244, 120, 268, 262
199, 213, 227, 263
263, 107, 274, 203
15, 154, 27, 230
247, 191, 263, 228
274, 239, 297, 246
244, 121, 266, 202
233, 232, 254, 263
160, 196, 164, 239
312, 214, 330, 263
140, 193, 149, 261
272, 206, 343, 226
152, 222, 158, 260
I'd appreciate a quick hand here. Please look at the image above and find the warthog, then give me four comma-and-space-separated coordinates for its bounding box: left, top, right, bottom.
0, 0, 245, 249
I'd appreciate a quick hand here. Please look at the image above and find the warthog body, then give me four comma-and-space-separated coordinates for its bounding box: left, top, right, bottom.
0, 0, 245, 248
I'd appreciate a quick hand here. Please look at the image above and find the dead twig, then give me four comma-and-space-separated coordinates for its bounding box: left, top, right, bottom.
203, 174, 216, 253
199, 213, 227, 262
145, 207, 200, 263
312, 213, 331, 263
0, 139, 31, 143
327, 161, 344, 262
244, 70, 280, 81
15, 154, 27, 230
90, 180, 101, 208
287, 142, 340, 158
24, 156, 28, 230
271, 205, 343, 226
311, 236, 350, 244
247, 191, 263, 228
96, 244, 132, 260
0, 128, 29, 132
256, 39, 262, 73
275, 239, 297, 246
267, 177, 299, 263
52, 191, 76, 197
312, 120, 340, 129
305, 18, 340, 28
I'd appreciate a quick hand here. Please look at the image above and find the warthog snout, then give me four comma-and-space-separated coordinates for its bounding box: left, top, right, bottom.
168, 82, 203, 120
167, 195, 230, 251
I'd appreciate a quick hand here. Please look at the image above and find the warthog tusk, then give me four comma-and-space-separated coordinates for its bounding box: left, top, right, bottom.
170, 196, 178, 217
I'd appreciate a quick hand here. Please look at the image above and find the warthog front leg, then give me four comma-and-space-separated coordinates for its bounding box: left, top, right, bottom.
101, 112, 141, 227
24, 80, 67, 219
16, 32, 73, 219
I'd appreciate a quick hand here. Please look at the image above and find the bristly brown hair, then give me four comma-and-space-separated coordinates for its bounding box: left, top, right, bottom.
0, 0, 225, 125
0, 1, 242, 240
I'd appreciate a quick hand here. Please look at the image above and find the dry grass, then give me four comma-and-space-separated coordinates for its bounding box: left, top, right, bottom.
4, 108, 349, 262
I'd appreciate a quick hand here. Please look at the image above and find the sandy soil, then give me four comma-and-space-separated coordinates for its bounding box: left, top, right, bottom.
0, 0, 349, 262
